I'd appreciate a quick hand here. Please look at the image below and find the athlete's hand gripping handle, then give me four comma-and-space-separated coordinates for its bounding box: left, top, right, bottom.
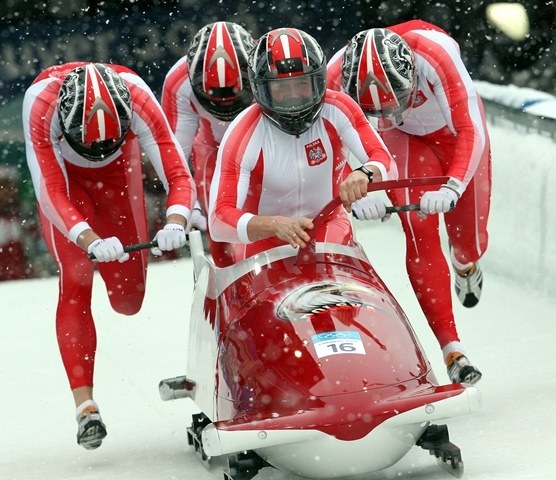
87, 237, 130, 263
151, 223, 187, 256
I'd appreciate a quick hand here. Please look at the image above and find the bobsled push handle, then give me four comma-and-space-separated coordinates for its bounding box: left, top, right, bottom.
352, 203, 421, 219
385, 203, 421, 214
87, 240, 159, 260
87, 230, 195, 260
87, 238, 192, 260
298, 176, 449, 262
311, 176, 449, 235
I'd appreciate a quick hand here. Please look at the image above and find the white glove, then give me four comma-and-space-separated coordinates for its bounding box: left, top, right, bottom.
186, 207, 207, 233
352, 194, 388, 221
87, 237, 130, 263
152, 223, 187, 256
420, 186, 459, 214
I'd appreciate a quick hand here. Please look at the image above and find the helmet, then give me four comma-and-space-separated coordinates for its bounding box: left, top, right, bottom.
187, 22, 255, 121
58, 63, 132, 161
342, 28, 416, 119
248, 28, 326, 135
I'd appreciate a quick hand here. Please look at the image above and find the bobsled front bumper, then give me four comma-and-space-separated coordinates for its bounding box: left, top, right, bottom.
201, 385, 481, 478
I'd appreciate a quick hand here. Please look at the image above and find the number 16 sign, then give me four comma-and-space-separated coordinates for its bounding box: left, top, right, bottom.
311, 331, 366, 358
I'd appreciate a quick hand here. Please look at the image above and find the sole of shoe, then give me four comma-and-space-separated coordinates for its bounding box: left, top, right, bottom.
459, 365, 482, 385
78, 420, 107, 450
455, 276, 483, 308
462, 292, 480, 308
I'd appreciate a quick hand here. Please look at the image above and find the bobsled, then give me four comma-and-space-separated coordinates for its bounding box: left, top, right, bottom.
159, 177, 481, 480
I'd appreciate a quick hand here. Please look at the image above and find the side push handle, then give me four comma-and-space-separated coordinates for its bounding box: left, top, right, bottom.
311, 176, 448, 236
87, 239, 159, 260
385, 203, 421, 214
352, 203, 421, 219
297, 176, 448, 265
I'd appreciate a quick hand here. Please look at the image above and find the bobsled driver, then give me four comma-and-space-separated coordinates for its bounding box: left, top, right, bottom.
162, 21, 256, 266
209, 27, 397, 261
22, 62, 196, 450
327, 20, 492, 385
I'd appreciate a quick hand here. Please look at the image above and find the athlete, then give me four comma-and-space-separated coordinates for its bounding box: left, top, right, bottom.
209, 27, 397, 261
162, 21, 255, 266
327, 20, 491, 384
22, 62, 196, 449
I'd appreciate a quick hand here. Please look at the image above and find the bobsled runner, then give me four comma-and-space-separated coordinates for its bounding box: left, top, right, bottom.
159, 176, 481, 479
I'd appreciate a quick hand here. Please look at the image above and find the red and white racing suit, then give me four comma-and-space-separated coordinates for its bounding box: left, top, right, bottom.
328, 20, 492, 349
22, 62, 196, 390
162, 57, 235, 266
209, 90, 397, 261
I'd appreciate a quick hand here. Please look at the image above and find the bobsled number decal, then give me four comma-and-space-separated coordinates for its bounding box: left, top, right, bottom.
311, 331, 366, 358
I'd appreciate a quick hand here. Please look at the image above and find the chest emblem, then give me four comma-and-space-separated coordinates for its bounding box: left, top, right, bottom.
304, 139, 327, 166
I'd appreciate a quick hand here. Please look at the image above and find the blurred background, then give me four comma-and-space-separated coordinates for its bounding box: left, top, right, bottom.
0, 0, 554, 280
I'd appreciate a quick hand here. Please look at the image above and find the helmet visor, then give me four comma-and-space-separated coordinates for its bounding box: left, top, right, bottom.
63, 128, 127, 160
194, 88, 253, 121
362, 81, 416, 118
253, 71, 326, 117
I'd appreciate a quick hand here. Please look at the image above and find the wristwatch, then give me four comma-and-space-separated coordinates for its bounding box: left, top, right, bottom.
355, 165, 374, 182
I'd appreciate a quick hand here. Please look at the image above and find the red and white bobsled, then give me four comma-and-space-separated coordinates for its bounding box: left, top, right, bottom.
159, 177, 481, 479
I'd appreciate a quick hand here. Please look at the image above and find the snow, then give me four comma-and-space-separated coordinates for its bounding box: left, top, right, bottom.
2, 120, 555, 480
475, 81, 556, 119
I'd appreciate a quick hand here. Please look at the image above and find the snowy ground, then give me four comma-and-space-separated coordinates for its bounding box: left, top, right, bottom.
2, 218, 555, 480
2, 123, 556, 479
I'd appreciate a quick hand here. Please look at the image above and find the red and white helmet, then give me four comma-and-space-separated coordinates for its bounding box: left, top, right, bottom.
187, 21, 255, 121
58, 63, 132, 160
248, 28, 326, 135
342, 28, 416, 119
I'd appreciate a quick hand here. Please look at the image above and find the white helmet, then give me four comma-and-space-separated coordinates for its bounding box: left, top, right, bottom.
342, 28, 416, 119
58, 63, 132, 160
187, 22, 255, 121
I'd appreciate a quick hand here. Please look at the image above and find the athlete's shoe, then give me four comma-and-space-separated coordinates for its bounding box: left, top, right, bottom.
453, 262, 483, 308
446, 352, 482, 385
77, 405, 107, 450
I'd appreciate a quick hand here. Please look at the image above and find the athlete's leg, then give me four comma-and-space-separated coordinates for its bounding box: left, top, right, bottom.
39, 206, 97, 396
445, 141, 491, 266
383, 130, 459, 348
192, 142, 235, 267
94, 157, 149, 315
206, 238, 236, 267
